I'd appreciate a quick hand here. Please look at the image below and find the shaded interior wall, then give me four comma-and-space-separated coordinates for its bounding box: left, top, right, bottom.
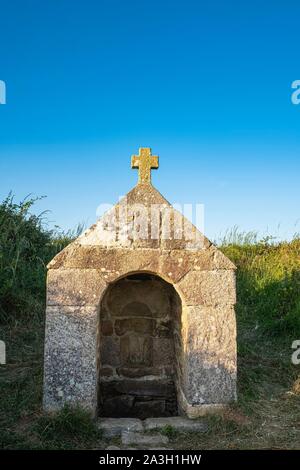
98, 273, 182, 418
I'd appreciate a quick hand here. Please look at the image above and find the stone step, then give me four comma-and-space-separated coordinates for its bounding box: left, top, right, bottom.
98, 418, 143, 438
122, 431, 169, 448
144, 416, 208, 433
98, 416, 208, 439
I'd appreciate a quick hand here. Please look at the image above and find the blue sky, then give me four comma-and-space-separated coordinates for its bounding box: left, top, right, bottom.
0, 0, 299, 241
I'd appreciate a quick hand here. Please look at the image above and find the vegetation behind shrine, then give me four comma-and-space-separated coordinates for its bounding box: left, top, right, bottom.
0, 195, 299, 449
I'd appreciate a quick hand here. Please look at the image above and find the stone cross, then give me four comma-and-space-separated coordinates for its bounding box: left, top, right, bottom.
131, 147, 159, 184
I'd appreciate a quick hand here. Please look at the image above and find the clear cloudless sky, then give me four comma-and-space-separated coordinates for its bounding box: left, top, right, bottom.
0, 0, 300, 241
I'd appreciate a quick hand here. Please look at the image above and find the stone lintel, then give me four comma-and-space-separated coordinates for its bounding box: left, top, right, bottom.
47, 247, 235, 289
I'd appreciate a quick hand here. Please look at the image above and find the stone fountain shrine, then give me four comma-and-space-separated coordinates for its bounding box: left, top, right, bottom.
43, 148, 237, 419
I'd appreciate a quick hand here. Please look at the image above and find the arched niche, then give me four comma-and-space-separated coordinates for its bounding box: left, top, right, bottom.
98, 273, 183, 419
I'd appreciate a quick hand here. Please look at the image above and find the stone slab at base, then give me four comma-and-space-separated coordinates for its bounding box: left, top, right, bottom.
98, 415, 208, 438
98, 418, 143, 437
178, 388, 230, 418
144, 416, 208, 432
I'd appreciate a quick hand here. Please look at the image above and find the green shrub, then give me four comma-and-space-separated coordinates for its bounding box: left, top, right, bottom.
0, 194, 74, 323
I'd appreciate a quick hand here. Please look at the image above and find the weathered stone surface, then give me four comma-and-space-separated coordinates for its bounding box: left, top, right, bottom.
48, 178, 231, 260
49, 246, 160, 273
69, 184, 169, 250
100, 396, 135, 417
159, 246, 236, 283
43, 306, 98, 412
119, 301, 153, 318
177, 270, 236, 306
210, 246, 236, 270
105, 279, 171, 318
115, 318, 155, 336
155, 319, 172, 337
153, 338, 175, 365
117, 366, 161, 378
163, 365, 175, 377
76, 205, 130, 249
120, 336, 152, 367
100, 379, 176, 398
97, 418, 143, 437
124, 182, 169, 208
181, 305, 237, 404
144, 416, 208, 432
47, 269, 106, 306
100, 320, 113, 336
160, 207, 211, 251
132, 400, 166, 418
101, 336, 120, 366
178, 388, 229, 418
158, 251, 196, 283
121, 431, 169, 447
100, 397, 169, 419
99, 367, 114, 377
48, 244, 235, 280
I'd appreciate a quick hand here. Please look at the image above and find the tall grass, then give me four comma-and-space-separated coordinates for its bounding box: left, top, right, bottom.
220, 233, 300, 336
0, 194, 75, 324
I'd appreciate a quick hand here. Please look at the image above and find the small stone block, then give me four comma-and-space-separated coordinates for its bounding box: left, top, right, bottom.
100, 395, 135, 417
97, 418, 143, 437
121, 431, 169, 447
120, 336, 152, 366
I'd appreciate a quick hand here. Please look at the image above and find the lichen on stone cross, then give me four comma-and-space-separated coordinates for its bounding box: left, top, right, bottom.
131, 147, 159, 184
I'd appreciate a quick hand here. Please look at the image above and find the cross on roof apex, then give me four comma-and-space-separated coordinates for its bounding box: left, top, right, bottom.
131, 147, 159, 184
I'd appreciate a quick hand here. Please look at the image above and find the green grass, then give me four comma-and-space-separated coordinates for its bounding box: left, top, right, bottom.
33, 405, 102, 449
0, 195, 300, 449
160, 424, 178, 439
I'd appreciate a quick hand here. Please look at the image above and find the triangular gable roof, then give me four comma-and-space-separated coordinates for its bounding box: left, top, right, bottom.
48, 183, 236, 272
